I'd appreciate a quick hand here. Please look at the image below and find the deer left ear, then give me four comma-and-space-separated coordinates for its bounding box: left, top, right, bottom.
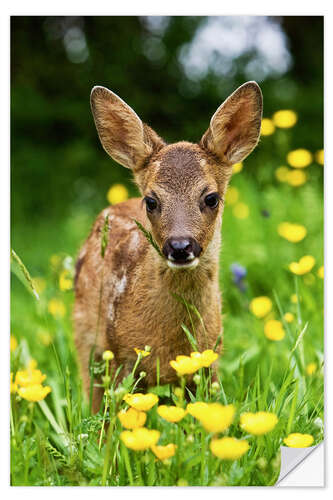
200, 81, 263, 165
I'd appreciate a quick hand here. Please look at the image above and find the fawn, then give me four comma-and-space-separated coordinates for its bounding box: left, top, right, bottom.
74, 81, 262, 411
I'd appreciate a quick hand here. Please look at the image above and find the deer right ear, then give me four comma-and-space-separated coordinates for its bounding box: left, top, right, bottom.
200, 81, 263, 165
90, 86, 165, 170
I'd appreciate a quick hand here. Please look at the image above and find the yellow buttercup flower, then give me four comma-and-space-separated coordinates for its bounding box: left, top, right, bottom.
210, 437, 249, 460
103, 350, 114, 361
249, 296, 272, 318
232, 162, 243, 174
190, 349, 218, 368
123, 392, 158, 411
18, 384, 51, 402
186, 402, 209, 419
48, 298, 66, 318
59, 270, 73, 291
275, 166, 289, 182
289, 256, 315, 275
192, 403, 235, 433
315, 149, 324, 165
120, 428, 160, 451
306, 363, 317, 376
277, 222, 307, 243
151, 443, 177, 461
261, 118, 275, 136
233, 202, 249, 219
240, 411, 278, 435
284, 312, 295, 323
287, 149, 313, 168
225, 186, 239, 205
264, 320, 285, 341
107, 184, 129, 205
134, 348, 151, 358
286, 169, 307, 187
170, 355, 201, 376
157, 405, 186, 423
10, 336, 18, 352
38, 330, 53, 346
118, 407, 147, 429
317, 266, 324, 279
283, 433, 314, 448
291, 294, 298, 304
272, 110, 298, 128
15, 363, 47, 387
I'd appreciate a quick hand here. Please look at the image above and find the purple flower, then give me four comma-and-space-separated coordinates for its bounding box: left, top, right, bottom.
230, 263, 247, 292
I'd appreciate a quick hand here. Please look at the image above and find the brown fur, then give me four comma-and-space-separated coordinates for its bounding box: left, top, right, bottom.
74, 82, 262, 412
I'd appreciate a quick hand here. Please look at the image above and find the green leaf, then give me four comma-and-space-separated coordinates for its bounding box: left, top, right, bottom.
134, 219, 163, 258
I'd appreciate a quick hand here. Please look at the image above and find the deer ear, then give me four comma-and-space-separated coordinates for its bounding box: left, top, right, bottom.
90, 86, 165, 170
200, 81, 263, 165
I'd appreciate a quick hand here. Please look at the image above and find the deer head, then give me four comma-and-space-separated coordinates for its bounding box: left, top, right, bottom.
90, 82, 262, 270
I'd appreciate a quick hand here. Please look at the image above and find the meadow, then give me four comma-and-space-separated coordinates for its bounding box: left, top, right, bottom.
10, 114, 324, 486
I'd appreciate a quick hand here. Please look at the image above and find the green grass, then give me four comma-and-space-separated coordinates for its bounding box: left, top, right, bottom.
10, 162, 324, 486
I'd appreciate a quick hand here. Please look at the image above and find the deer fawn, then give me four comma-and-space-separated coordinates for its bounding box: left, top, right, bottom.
74, 81, 262, 411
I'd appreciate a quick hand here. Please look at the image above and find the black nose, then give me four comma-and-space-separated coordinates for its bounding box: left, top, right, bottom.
162, 237, 202, 263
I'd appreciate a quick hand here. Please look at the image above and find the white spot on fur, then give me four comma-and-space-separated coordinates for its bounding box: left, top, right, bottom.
199, 159, 207, 167
107, 271, 127, 320
128, 230, 140, 252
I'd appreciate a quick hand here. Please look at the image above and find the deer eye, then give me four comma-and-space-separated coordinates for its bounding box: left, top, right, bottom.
144, 196, 158, 212
204, 192, 219, 208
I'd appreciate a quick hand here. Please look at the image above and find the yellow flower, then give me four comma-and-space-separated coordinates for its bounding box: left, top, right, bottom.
118, 407, 147, 429
10, 373, 17, 394
240, 411, 278, 435
190, 350, 218, 368
286, 169, 307, 187
18, 384, 52, 402
15, 364, 47, 387
134, 348, 151, 358
284, 312, 294, 323
275, 166, 289, 182
120, 427, 160, 451
192, 403, 235, 433
151, 443, 177, 461
264, 320, 285, 341
210, 437, 249, 460
272, 110, 298, 128
317, 266, 324, 279
48, 298, 66, 318
232, 162, 243, 174
169, 355, 201, 376
186, 402, 209, 419
306, 363, 317, 376
291, 294, 298, 304
287, 149, 313, 168
277, 222, 307, 243
157, 405, 186, 423
225, 186, 239, 205
249, 296, 272, 318
315, 149, 324, 165
59, 270, 73, 291
283, 433, 314, 448
261, 118, 275, 136
10, 336, 18, 352
123, 392, 158, 411
233, 202, 249, 219
107, 184, 129, 205
289, 256, 315, 275
103, 350, 114, 361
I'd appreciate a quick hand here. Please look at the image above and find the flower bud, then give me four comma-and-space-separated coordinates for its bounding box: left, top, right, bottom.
103, 350, 114, 361
102, 375, 111, 386
193, 374, 201, 385
256, 457, 267, 470
139, 371, 146, 378
144, 345, 151, 352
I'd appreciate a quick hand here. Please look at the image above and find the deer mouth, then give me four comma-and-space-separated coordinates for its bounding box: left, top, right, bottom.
167, 257, 199, 270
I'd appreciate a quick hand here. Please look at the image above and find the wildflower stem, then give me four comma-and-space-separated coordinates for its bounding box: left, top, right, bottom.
122, 443, 134, 485
200, 428, 206, 485
135, 452, 144, 485
101, 416, 116, 485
